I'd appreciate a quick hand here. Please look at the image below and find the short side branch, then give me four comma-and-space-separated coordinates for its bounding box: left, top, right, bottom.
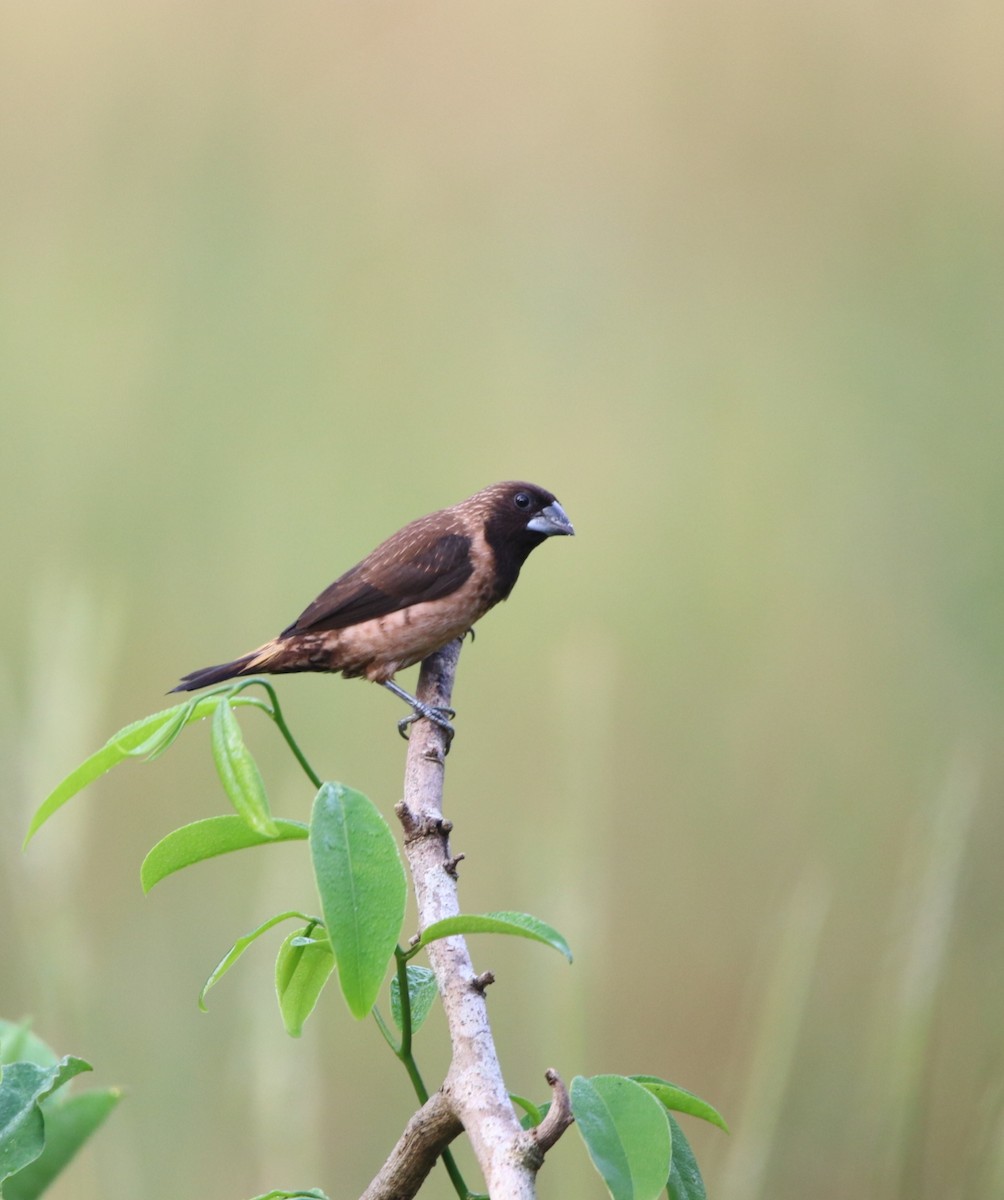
532, 1069, 574, 1153
359, 1091, 463, 1200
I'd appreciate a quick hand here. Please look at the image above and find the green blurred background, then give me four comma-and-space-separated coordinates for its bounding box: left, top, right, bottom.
3, 2, 1003, 1197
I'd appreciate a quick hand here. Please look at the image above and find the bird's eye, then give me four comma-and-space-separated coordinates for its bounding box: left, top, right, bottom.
513, 492, 532, 510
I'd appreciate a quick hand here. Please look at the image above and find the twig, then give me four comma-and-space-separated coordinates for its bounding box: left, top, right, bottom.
532, 1070, 574, 1153
359, 1091, 463, 1200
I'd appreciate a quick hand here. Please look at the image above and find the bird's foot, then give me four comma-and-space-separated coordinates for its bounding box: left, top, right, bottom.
396, 703, 456, 749
382, 680, 456, 751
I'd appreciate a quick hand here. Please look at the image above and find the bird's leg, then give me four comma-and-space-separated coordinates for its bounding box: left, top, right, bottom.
381, 679, 456, 748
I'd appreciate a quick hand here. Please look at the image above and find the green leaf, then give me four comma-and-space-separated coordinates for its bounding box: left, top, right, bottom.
666, 1115, 706, 1200
212, 698, 279, 837
248, 1190, 330, 1200
3, 1087, 121, 1200
24, 694, 234, 846
629, 1076, 729, 1134
520, 1099, 551, 1131
416, 911, 573, 963
122, 699, 196, 760
275, 927, 336, 1037
571, 1074, 672, 1200
390, 966, 438, 1034
510, 1093, 544, 1128
200, 911, 318, 1010
0, 1057, 92, 1184
141, 816, 309, 892
309, 782, 406, 1020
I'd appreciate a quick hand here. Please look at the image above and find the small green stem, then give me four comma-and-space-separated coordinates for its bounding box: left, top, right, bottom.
230, 677, 323, 789
183, 680, 478, 1191
372, 1002, 430, 1102
441, 1148, 474, 1199
395, 947, 414, 1060
220, 680, 475, 1196
371, 949, 472, 1199
372, 1005, 400, 1055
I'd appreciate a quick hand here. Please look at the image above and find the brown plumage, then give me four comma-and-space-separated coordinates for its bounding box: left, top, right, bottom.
172, 481, 574, 735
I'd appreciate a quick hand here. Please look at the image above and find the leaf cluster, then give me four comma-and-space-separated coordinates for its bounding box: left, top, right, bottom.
568, 1075, 728, 1200
0, 1019, 121, 1200
24, 680, 726, 1199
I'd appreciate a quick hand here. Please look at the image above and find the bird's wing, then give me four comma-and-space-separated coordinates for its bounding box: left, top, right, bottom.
281, 524, 475, 636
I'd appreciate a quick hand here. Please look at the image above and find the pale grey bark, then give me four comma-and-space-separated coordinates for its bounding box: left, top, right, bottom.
361, 639, 572, 1200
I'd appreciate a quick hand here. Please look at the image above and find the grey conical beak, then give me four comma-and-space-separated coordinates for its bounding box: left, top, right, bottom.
527, 500, 575, 537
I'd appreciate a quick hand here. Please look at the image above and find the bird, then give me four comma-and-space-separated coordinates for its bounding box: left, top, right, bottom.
171, 481, 574, 742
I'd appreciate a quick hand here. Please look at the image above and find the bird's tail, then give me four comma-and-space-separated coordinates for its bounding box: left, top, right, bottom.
170, 651, 260, 693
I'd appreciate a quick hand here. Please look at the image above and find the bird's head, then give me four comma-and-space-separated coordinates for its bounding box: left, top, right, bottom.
472, 481, 574, 600
478, 481, 574, 544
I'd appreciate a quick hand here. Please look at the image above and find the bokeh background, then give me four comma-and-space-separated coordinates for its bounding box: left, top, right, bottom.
3, 2, 1003, 1198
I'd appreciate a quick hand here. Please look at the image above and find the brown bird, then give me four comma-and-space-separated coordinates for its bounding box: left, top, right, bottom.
171, 481, 574, 741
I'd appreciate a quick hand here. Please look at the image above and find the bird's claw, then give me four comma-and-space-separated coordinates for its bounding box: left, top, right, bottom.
382, 679, 455, 751
397, 703, 456, 751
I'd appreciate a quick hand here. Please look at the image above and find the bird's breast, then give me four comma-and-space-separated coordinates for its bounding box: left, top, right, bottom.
339, 576, 497, 682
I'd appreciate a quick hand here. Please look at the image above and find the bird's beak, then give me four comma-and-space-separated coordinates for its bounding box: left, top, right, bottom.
527, 500, 575, 537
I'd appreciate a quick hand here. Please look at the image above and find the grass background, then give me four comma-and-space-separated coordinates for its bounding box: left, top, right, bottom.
2, 2, 1003, 1197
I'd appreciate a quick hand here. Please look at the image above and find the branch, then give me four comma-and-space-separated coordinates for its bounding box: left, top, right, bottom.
359, 1091, 463, 1200
532, 1069, 574, 1152
394, 639, 560, 1197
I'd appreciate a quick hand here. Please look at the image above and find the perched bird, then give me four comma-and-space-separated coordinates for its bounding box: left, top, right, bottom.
172, 481, 574, 741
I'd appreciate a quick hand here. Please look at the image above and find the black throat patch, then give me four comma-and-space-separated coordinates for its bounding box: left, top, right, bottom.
482, 515, 546, 604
